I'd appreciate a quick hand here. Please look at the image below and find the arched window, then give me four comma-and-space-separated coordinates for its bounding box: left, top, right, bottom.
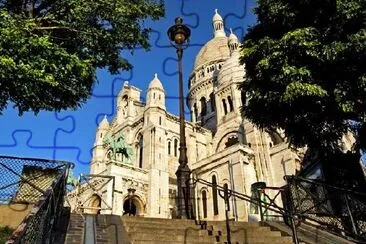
200, 97, 207, 116
168, 141, 171, 155
210, 93, 215, 112
159, 117, 162, 125
222, 99, 228, 115
241, 91, 245, 106
212, 175, 219, 215
174, 139, 178, 157
202, 190, 207, 218
193, 103, 198, 122
138, 135, 143, 168
228, 96, 234, 112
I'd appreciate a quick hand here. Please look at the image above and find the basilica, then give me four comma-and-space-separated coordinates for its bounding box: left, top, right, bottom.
67, 10, 301, 221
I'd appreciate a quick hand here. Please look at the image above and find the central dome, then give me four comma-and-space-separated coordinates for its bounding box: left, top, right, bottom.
193, 36, 230, 70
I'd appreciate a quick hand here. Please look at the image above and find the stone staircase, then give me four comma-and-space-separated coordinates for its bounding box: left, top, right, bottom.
120, 216, 293, 244
64, 214, 294, 243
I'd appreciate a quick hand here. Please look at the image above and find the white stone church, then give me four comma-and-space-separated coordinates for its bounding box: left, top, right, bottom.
67, 10, 301, 221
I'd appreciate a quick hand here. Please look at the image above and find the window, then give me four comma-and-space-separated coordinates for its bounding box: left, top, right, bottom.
202, 190, 207, 218
159, 117, 162, 125
222, 99, 228, 115
174, 139, 178, 157
228, 96, 234, 112
153, 93, 155, 99
193, 103, 198, 121
159, 94, 161, 100
200, 97, 207, 116
210, 93, 215, 112
100, 133, 103, 138
168, 141, 171, 155
138, 135, 143, 168
241, 91, 245, 106
212, 175, 219, 215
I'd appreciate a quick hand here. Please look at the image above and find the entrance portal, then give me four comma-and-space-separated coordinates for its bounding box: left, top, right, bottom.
123, 198, 137, 216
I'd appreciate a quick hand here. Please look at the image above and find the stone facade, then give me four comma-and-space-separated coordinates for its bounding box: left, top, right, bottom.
68, 9, 301, 221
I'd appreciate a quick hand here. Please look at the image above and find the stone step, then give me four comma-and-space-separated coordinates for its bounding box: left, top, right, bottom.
214, 234, 293, 243
131, 241, 214, 244
128, 233, 216, 242
125, 225, 278, 237
128, 231, 292, 243
123, 221, 263, 230
122, 216, 196, 223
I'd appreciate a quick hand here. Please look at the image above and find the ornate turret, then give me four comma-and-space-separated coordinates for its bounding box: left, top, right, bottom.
213, 9, 226, 38
98, 115, 110, 130
228, 28, 240, 55
92, 115, 110, 174
146, 73, 165, 110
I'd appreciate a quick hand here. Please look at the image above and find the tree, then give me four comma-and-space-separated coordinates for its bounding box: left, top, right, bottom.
240, 0, 366, 153
0, 0, 164, 114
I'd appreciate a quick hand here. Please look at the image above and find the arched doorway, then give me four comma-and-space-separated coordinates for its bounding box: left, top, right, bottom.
88, 194, 101, 215
123, 199, 137, 216
122, 196, 144, 216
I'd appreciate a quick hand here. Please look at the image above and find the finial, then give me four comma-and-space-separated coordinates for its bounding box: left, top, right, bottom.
215, 9, 218, 14
230, 28, 233, 34
123, 80, 129, 86
104, 114, 107, 120
154, 73, 158, 79
175, 17, 183, 25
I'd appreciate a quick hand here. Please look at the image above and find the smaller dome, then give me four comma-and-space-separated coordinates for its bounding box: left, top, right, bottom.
228, 28, 239, 41
98, 115, 110, 129
217, 53, 245, 86
148, 73, 164, 91
213, 9, 223, 22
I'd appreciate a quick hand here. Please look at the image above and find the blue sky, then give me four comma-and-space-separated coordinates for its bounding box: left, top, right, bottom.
0, 0, 257, 176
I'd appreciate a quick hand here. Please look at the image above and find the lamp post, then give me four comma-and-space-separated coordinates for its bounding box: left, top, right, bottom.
167, 17, 191, 219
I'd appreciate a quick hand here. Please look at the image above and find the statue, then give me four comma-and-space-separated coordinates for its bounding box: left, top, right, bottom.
103, 132, 134, 164
67, 169, 79, 187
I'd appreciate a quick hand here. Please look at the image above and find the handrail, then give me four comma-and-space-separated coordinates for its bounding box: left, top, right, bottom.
0, 155, 72, 244
190, 176, 366, 243
189, 177, 300, 244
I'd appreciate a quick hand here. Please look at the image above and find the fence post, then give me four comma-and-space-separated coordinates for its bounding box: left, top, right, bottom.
289, 215, 299, 244
258, 189, 264, 222
285, 176, 299, 244
224, 184, 231, 244
344, 193, 358, 236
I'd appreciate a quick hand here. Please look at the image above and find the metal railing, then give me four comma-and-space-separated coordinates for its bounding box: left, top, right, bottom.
0, 155, 72, 243
189, 176, 366, 244
285, 176, 366, 241
67, 174, 115, 214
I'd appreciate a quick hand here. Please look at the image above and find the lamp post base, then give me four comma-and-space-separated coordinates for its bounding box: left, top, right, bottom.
176, 164, 191, 219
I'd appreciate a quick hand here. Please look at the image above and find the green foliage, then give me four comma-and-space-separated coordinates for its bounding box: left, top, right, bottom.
240, 0, 366, 151
0, 226, 13, 243
0, 0, 164, 114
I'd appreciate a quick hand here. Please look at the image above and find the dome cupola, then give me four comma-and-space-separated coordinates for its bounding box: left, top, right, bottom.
98, 115, 110, 130
228, 28, 240, 55
213, 9, 226, 38
146, 73, 165, 109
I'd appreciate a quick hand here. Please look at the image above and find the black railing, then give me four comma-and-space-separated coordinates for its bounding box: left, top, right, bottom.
0, 155, 72, 244
189, 176, 366, 244
285, 176, 366, 242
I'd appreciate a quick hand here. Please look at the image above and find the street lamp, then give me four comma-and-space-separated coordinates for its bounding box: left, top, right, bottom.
167, 17, 191, 219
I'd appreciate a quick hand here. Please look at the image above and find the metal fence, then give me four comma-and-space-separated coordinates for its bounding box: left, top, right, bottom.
285, 176, 366, 241
0, 155, 72, 243
190, 176, 366, 243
